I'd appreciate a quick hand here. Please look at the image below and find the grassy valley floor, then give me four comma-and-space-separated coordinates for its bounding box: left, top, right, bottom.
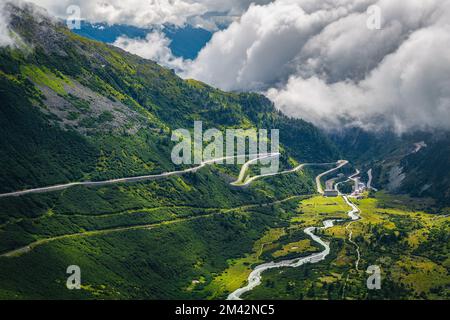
234, 193, 449, 300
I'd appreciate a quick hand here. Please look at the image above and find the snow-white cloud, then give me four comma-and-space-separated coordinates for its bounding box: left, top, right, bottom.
113, 31, 187, 72
0, 1, 15, 47
184, 0, 450, 133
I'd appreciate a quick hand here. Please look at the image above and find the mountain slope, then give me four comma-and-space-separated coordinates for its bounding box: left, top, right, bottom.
0, 3, 340, 299
0, 2, 339, 193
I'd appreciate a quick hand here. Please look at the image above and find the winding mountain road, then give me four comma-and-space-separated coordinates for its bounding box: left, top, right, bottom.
0, 154, 346, 198
0, 153, 280, 199
233, 157, 347, 190
0, 153, 340, 258
367, 169, 378, 192
315, 160, 348, 194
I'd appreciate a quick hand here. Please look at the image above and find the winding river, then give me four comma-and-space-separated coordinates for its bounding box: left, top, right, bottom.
227, 183, 361, 300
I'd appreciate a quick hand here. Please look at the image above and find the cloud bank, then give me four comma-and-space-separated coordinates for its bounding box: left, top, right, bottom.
113, 31, 186, 72
185, 0, 450, 133
0, 1, 15, 47
12, 0, 450, 133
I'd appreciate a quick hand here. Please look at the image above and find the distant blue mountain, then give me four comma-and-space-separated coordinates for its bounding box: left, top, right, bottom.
73, 22, 212, 60
162, 25, 212, 60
